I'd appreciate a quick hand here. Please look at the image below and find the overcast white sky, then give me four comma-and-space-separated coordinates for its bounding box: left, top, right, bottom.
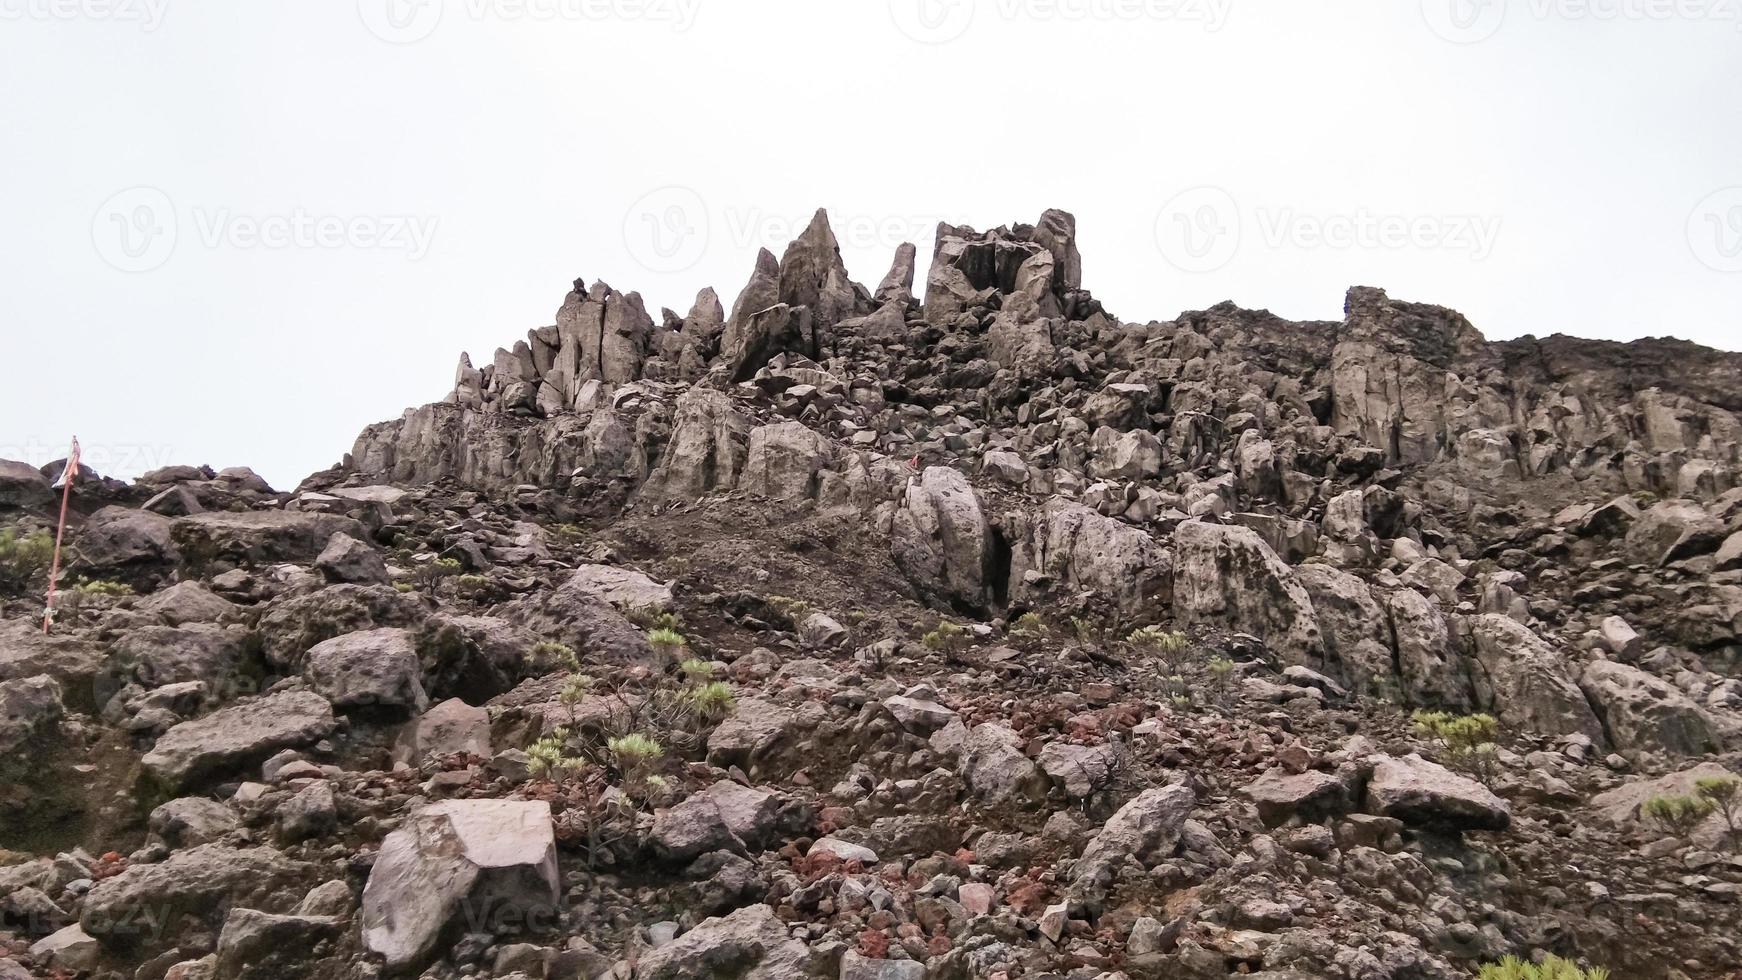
3, 0, 1739, 489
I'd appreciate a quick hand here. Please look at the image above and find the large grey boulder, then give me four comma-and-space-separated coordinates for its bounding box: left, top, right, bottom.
562, 564, 673, 617
503, 578, 650, 667
1579, 660, 1722, 757
1384, 588, 1472, 710
956, 723, 1047, 805
214, 907, 343, 980
0, 675, 63, 754
81, 844, 311, 947
1296, 565, 1397, 699
1365, 754, 1510, 832
361, 800, 560, 974
303, 628, 427, 716
891, 466, 994, 612
706, 696, 828, 776
141, 691, 336, 791
172, 511, 368, 565
394, 697, 491, 764
0, 459, 52, 509
1467, 615, 1605, 745
137, 581, 240, 626
315, 532, 389, 585
1071, 784, 1196, 897
632, 903, 811, 980
73, 506, 179, 576
1624, 499, 1725, 565
744, 421, 834, 504
1009, 498, 1171, 615
1242, 769, 1352, 827
256, 584, 425, 671
641, 388, 751, 500
650, 780, 781, 862
1172, 521, 1323, 665
149, 797, 238, 849
0, 620, 106, 707
113, 625, 249, 691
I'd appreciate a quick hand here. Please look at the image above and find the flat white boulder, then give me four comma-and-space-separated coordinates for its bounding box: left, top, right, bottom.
362, 799, 559, 973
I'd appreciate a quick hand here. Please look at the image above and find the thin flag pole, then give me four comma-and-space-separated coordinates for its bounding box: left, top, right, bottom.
42, 437, 80, 635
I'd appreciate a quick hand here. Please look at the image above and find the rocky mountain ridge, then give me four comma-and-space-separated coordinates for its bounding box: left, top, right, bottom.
1, 207, 1740, 980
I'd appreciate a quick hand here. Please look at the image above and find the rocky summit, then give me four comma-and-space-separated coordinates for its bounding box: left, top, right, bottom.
4, 207, 1742, 980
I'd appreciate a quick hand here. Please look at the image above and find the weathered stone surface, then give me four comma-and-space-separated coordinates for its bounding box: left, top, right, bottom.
0, 674, 63, 754
213, 907, 342, 980
315, 532, 389, 585
303, 628, 428, 715
142, 691, 337, 791
633, 903, 811, 980
1624, 499, 1725, 565
1579, 659, 1722, 757
395, 697, 491, 764
744, 421, 835, 504
149, 797, 238, 849
562, 564, 674, 617
1009, 497, 1171, 615
1296, 564, 1396, 699
114, 625, 248, 691
641, 388, 751, 500
891, 466, 994, 611
1071, 784, 1196, 894
82, 845, 311, 946
361, 800, 559, 973
0, 459, 52, 509
1365, 754, 1510, 832
1173, 521, 1322, 665
1591, 763, 1737, 849
1385, 588, 1472, 710
1243, 769, 1351, 827
1467, 614, 1605, 744
173, 511, 368, 565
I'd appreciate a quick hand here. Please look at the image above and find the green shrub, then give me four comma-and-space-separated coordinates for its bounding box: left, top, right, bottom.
646, 627, 687, 662
0, 527, 54, 593
1127, 626, 1190, 671
922, 620, 970, 660
1475, 954, 1609, 980
1694, 775, 1741, 851
1642, 793, 1714, 840
1413, 711, 1501, 783
529, 641, 579, 674
1008, 612, 1049, 638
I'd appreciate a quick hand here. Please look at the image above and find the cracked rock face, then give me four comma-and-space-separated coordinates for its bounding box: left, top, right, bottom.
7, 205, 1742, 980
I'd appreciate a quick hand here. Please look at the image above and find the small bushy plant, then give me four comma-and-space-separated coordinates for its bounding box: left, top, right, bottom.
1127, 626, 1190, 672
1694, 775, 1741, 851
1475, 954, 1609, 980
0, 527, 54, 594
1413, 711, 1501, 783
1642, 793, 1714, 840
922, 620, 969, 659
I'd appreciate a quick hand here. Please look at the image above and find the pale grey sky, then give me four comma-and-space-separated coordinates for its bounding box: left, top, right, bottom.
3, 0, 1739, 489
